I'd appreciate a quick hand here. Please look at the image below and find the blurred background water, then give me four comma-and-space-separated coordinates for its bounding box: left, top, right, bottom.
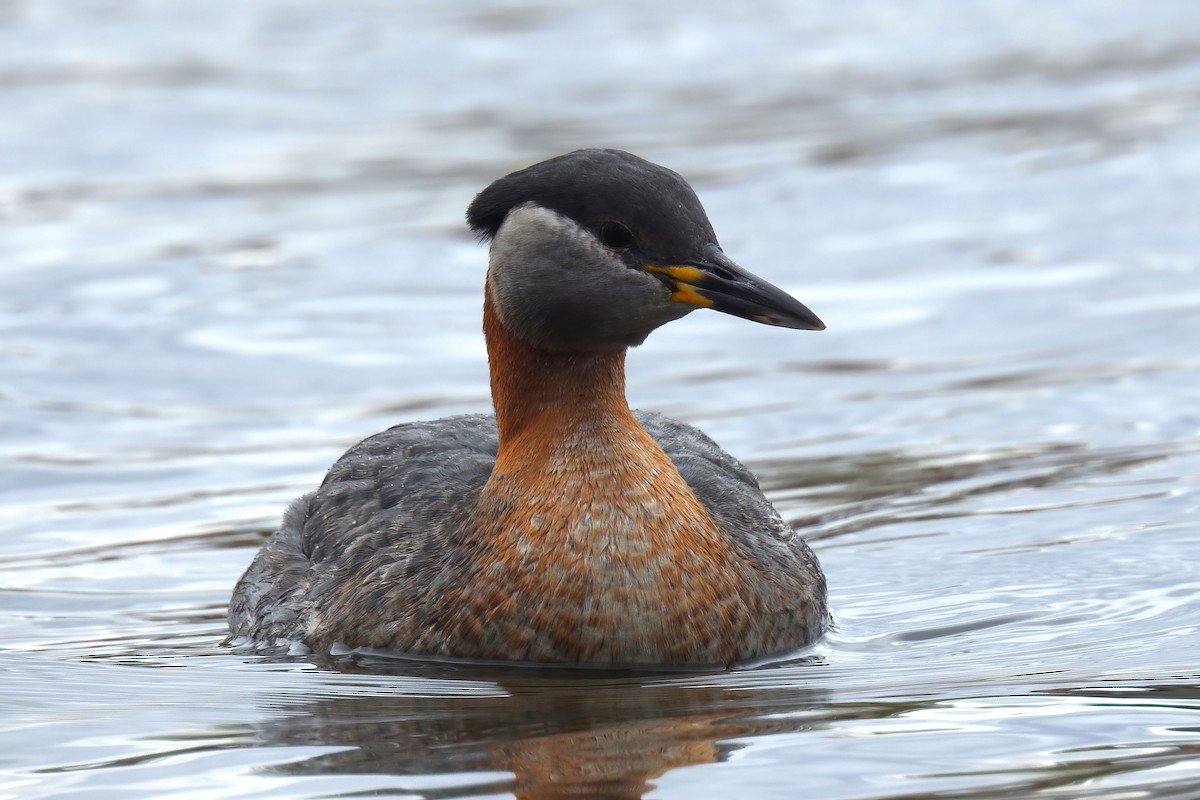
2, 1, 1200, 798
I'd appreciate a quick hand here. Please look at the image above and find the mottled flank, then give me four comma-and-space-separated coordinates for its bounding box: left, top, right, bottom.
229, 149, 828, 667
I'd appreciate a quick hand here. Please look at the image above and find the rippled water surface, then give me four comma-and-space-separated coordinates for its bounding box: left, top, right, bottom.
3, 1, 1200, 798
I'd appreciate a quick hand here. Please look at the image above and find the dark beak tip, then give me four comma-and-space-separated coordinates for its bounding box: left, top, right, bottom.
787, 305, 825, 332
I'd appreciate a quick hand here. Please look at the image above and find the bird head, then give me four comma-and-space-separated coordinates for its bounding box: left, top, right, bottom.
468, 149, 824, 352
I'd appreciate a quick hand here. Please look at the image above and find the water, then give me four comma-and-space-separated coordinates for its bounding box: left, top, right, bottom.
3, 1, 1200, 797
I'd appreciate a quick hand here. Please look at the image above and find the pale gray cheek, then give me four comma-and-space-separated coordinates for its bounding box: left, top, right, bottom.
488, 213, 692, 351
602, 277, 694, 346
594, 289, 688, 349
507, 270, 691, 350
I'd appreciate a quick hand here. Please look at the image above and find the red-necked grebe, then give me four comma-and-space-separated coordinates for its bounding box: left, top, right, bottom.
229, 149, 828, 667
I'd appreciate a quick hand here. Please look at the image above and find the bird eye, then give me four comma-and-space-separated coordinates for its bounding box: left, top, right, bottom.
599, 221, 634, 249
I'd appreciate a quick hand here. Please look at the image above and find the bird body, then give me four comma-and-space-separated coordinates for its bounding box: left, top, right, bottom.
229, 149, 828, 667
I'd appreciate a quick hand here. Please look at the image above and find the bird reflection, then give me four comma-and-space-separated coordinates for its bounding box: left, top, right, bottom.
248, 659, 829, 799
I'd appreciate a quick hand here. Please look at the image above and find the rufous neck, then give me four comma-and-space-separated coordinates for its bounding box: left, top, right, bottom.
483, 286, 633, 450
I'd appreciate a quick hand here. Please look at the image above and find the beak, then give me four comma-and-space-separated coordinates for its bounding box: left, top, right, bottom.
645, 244, 825, 331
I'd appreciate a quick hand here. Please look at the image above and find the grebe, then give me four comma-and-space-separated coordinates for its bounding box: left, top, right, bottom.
229, 149, 827, 667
